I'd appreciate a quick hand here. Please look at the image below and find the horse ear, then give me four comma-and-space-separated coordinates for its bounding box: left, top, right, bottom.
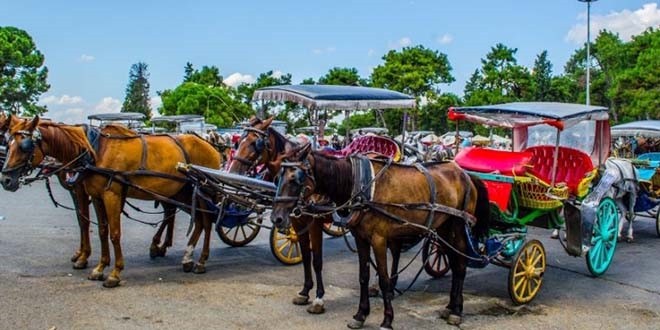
297, 143, 312, 161
28, 115, 40, 131
262, 117, 274, 127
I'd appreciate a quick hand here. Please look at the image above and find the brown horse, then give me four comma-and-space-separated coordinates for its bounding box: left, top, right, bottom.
0, 115, 180, 269
269, 144, 490, 329
229, 116, 330, 314
1, 117, 221, 288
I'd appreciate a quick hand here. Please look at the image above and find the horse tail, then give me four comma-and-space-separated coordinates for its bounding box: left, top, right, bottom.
469, 175, 491, 240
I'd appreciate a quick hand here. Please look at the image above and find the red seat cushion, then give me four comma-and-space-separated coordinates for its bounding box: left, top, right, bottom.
454, 147, 533, 176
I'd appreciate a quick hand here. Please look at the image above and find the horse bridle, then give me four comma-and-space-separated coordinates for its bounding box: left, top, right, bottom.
1, 127, 43, 176
273, 159, 316, 217
232, 127, 270, 172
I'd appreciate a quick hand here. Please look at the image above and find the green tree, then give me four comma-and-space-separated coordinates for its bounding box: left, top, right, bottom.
0, 26, 50, 115
184, 64, 224, 87
159, 82, 252, 127
532, 50, 553, 101
318, 67, 368, 86
463, 43, 532, 105
121, 62, 151, 119
371, 45, 455, 131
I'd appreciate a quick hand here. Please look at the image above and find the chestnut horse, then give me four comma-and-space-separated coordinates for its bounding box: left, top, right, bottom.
1, 117, 220, 288
229, 116, 330, 314
270, 144, 490, 329
0, 115, 179, 269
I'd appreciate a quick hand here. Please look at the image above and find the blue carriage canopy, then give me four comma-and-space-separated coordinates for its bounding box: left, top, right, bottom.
252, 84, 416, 110
611, 120, 660, 137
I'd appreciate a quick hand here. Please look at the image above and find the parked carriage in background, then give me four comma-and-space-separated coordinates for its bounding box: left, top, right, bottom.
611, 120, 660, 237
87, 112, 146, 130
449, 102, 618, 304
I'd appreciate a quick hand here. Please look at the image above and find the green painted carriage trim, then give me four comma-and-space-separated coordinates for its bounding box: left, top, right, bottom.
465, 170, 515, 183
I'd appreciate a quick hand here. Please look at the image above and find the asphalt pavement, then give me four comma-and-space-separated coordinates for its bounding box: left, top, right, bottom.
1, 181, 660, 329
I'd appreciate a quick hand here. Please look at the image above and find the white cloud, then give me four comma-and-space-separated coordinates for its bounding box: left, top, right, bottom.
437, 33, 453, 45
79, 54, 95, 62
223, 72, 256, 87
311, 46, 336, 55
271, 70, 283, 79
566, 3, 660, 44
40, 94, 84, 105
40, 95, 122, 124
388, 37, 412, 49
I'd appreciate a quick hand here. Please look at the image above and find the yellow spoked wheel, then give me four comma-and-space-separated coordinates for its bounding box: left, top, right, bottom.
322, 222, 346, 237
508, 239, 545, 305
270, 227, 302, 265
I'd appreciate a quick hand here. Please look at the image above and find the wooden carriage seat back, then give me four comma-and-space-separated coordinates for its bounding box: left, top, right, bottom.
524, 146, 596, 197
322, 135, 401, 161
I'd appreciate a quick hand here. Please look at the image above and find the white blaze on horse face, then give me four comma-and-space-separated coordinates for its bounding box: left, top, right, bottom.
182, 245, 195, 264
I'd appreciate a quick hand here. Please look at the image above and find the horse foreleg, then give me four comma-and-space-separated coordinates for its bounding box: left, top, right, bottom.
71, 185, 91, 269
193, 211, 213, 274
440, 222, 467, 325
372, 235, 394, 330
292, 218, 313, 306
625, 195, 636, 242
150, 204, 176, 258
348, 235, 371, 330
103, 193, 124, 288
308, 220, 325, 314
89, 198, 110, 282
388, 241, 402, 297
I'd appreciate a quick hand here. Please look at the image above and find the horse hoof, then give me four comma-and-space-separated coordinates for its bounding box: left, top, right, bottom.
379, 326, 393, 330
73, 260, 88, 270
157, 248, 167, 257
307, 303, 325, 314
88, 270, 105, 281
368, 286, 380, 298
626, 237, 634, 243
192, 264, 206, 274
306, 298, 325, 314
103, 276, 121, 288
446, 314, 462, 325
347, 319, 364, 329
71, 253, 81, 262
292, 295, 310, 306
182, 262, 194, 273
149, 246, 158, 259
439, 308, 451, 320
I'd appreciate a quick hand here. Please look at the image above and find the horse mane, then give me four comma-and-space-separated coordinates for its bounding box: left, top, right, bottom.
268, 126, 297, 154
309, 150, 354, 203
38, 121, 97, 161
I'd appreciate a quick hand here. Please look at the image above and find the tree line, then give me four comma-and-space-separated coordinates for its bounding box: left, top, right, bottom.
1, 25, 659, 136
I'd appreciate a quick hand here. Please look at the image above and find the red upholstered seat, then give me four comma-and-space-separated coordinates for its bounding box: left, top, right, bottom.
321, 135, 401, 161
454, 147, 533, 176
524, 146, 594, 196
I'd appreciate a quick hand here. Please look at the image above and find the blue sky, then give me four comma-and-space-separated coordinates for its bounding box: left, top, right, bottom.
2, 1, 659, 124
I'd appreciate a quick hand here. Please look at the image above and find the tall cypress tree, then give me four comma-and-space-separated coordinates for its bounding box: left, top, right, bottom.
532, 50, 553, 101
122, 62, 151, 119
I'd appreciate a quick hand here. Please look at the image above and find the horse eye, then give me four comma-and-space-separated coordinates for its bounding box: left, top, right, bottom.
255, 138, 264, 152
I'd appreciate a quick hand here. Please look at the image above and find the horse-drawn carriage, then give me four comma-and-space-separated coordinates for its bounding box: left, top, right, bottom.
611, 120, 660, 237
449, 102, 619, 304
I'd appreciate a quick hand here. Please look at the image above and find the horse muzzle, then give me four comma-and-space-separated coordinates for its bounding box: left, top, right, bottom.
270, 208, 292, 230
0, 173, 20, 192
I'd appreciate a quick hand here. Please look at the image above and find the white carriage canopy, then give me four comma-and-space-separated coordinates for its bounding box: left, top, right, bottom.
449, 102, 611, 165
611, 120, 660, 137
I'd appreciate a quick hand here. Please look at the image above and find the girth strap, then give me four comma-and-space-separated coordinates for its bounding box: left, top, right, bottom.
413, 163, 436, 228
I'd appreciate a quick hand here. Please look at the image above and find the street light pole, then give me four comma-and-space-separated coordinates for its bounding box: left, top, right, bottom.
578, 0, 597, 106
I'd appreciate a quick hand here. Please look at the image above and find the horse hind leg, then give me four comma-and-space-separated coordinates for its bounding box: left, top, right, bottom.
150, 204, 176, 258
192, 210, 214, 274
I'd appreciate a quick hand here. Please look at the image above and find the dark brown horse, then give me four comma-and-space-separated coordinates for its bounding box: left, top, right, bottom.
0, 115, 179, 269
270, 144, 490, 329
1, 117, 221, 287
229, 116, 329, 314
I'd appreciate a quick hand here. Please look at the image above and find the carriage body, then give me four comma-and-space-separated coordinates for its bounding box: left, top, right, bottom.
449, 102, 618, 304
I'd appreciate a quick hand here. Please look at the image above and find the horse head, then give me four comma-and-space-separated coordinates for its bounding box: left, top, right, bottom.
1, 116, 42, 191
270, 143, 315, 230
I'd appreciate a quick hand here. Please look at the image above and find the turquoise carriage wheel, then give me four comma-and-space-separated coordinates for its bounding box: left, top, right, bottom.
655, 210, 660, 238
586, 197, 619, 276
